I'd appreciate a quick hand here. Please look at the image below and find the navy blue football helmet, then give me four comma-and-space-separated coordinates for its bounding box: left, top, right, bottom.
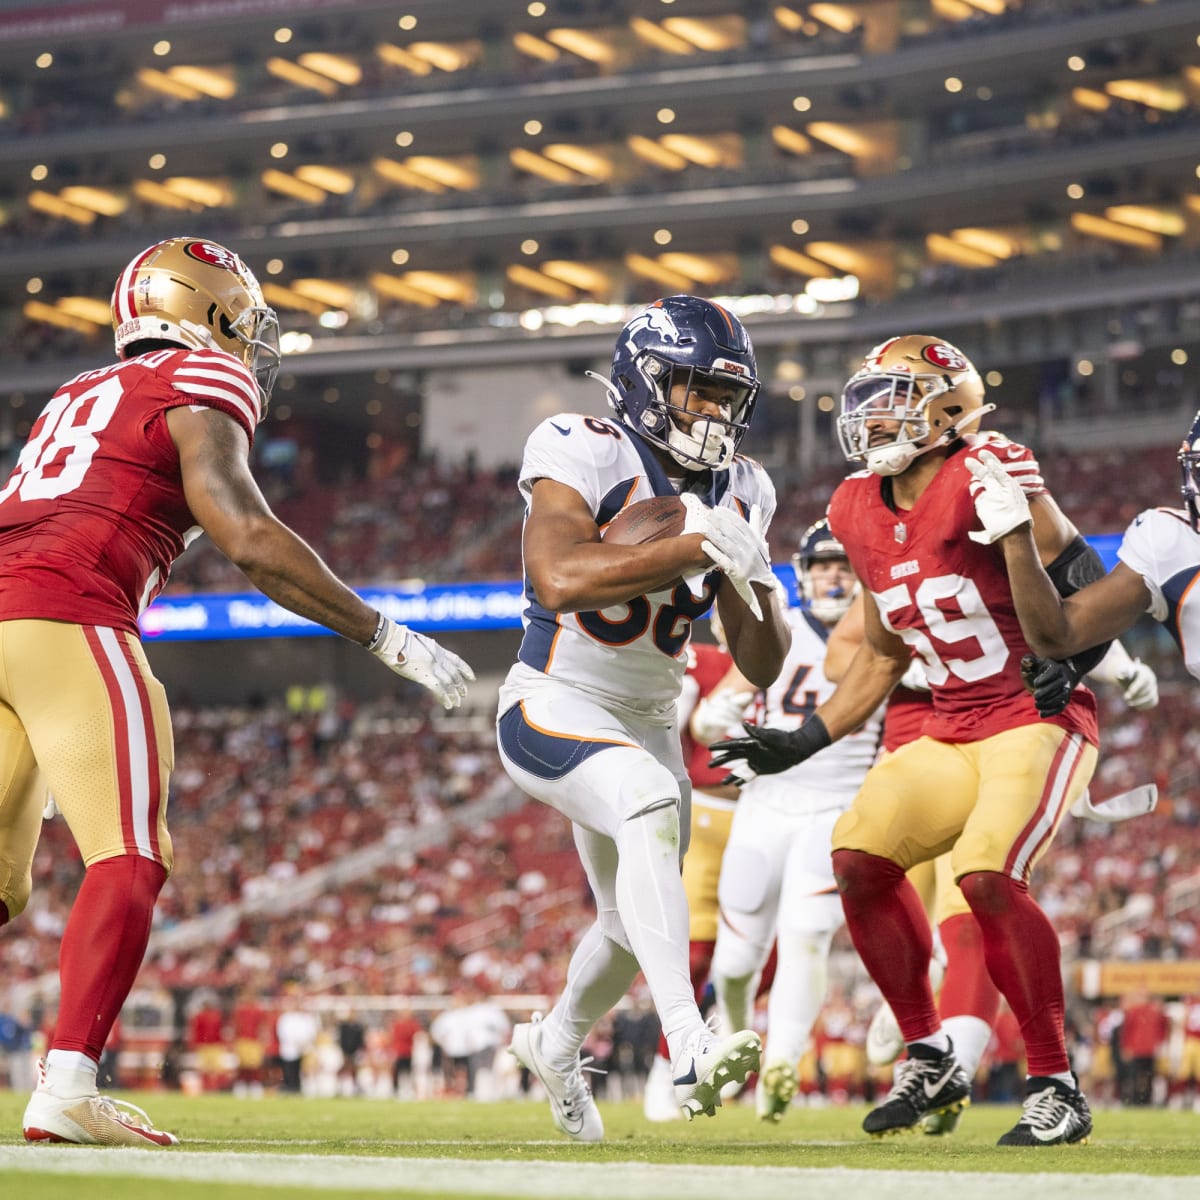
595, 295, 759, 471
1179, 409, 1200, 531
792, 518, 857, 622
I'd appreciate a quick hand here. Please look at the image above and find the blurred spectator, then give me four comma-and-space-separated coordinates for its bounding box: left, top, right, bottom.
389, 1007, 424, 1099
188, 993, 229, 1093
276, 989, 319, 1094
1117, 988, 1170, 1106
336, 1007, 367, 1097
232, 987, 272, 1098
1173, 994, 1200, 1109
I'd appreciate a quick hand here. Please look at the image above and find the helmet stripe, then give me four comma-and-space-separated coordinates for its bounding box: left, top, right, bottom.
710, 301, 736, 337
114, 242, 162, 324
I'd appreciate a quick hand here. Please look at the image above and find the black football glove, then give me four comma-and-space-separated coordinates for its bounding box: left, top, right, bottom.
709, 716, 832, 778
1020, 654, 1082, 719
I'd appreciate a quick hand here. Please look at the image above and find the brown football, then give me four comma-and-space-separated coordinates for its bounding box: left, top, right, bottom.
602, 495, 687, 544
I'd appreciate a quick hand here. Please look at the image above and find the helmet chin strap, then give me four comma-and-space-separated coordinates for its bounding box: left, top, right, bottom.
865, 403, 996, 476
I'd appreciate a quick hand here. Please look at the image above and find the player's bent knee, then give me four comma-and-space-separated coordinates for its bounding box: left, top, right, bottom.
958, 869, 1022, 917
614, 757, 682, 824
832, 848, 905, 900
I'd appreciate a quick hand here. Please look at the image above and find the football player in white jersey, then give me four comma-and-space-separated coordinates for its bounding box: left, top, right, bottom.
966, 412, 1200, 681
708, 519, 883, 1122
497, 296, 790, 1138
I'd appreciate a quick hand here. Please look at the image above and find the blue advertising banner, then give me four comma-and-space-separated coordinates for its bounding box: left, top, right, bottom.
139, 533, 1125, 641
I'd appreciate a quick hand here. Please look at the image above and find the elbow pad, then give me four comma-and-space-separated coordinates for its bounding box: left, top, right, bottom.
1045, 535, 1110, 677
1046, 535, 1105, 598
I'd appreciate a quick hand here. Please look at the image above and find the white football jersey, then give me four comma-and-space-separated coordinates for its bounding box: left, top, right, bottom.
1117, 506, 1200, 681
510, 412, 776, 707
742, 604, 883, 808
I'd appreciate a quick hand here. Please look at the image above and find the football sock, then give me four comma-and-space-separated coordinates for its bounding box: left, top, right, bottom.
614, 800, 705, 1062
832, 849, 940, 1043
53, 855, 166, 1060
539, 920, 638, 1074
959, 870, 1069, 1077
43, 1050, 98, 1098
658, 938, 715, 1060
764, 928, 833, 1068
908, 1032, 951, 1056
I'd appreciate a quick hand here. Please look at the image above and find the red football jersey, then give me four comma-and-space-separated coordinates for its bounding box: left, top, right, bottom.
682, 640, 736, 789
0, 347, 259, 634
882, 685, 933, 753
827, 437, 1098, 746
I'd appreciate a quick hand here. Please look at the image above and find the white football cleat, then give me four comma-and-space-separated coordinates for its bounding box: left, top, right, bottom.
643, 1054, 682, 1122
756, 1059, 798, 1123
23, 1089, 179, 1147
672, 1027, 761, 1120
509, 1016, 603, 1143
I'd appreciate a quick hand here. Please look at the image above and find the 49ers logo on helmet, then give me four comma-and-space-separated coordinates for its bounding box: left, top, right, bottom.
183, 240, 241, 272
921, 342, 968, 371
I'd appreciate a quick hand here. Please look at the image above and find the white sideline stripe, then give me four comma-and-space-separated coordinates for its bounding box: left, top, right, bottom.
0, 1149, 1195, 1199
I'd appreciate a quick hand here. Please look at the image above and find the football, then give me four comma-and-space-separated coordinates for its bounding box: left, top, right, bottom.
602, 495, 687, 544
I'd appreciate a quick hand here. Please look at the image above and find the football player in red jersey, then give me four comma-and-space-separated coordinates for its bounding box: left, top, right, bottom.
713, 335, 1105, 1146
826, 590, 1156, 1134
2, 237, 473, 1147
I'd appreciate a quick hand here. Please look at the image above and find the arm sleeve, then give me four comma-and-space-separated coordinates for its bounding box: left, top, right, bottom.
1045, 534, 1110, 676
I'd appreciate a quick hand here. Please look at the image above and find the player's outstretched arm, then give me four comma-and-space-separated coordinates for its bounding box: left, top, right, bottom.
167, 405, 473, 708
523, 478, 713, 612
966, 450, 1151, 660
710, 590, 905, 775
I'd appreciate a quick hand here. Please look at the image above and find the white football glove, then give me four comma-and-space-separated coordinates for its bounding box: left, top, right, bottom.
368, 617, 475, 710
1116, 657, 1158, 710
679, 493, 717, 596
966, 449, 1033, 544
43, 793, 60, 820
1000, 455, 1045, 495
701, 503, 775, 622
690, 689, 756, 746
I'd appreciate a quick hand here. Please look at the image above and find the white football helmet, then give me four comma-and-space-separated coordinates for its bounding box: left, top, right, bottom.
792, 519, 857, 623
111, 237, 281, 414
837, 334, 994, 476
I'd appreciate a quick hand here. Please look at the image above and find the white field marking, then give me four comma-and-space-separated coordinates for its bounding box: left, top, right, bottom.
0, 1149, 1196, 1199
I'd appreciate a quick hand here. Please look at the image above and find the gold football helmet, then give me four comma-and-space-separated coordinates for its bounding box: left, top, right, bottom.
110, 237, 281, 414
837, 334, 994, 476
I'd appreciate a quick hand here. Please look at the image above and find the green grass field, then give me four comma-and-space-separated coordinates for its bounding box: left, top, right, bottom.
0, 1092, 1197, 1199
